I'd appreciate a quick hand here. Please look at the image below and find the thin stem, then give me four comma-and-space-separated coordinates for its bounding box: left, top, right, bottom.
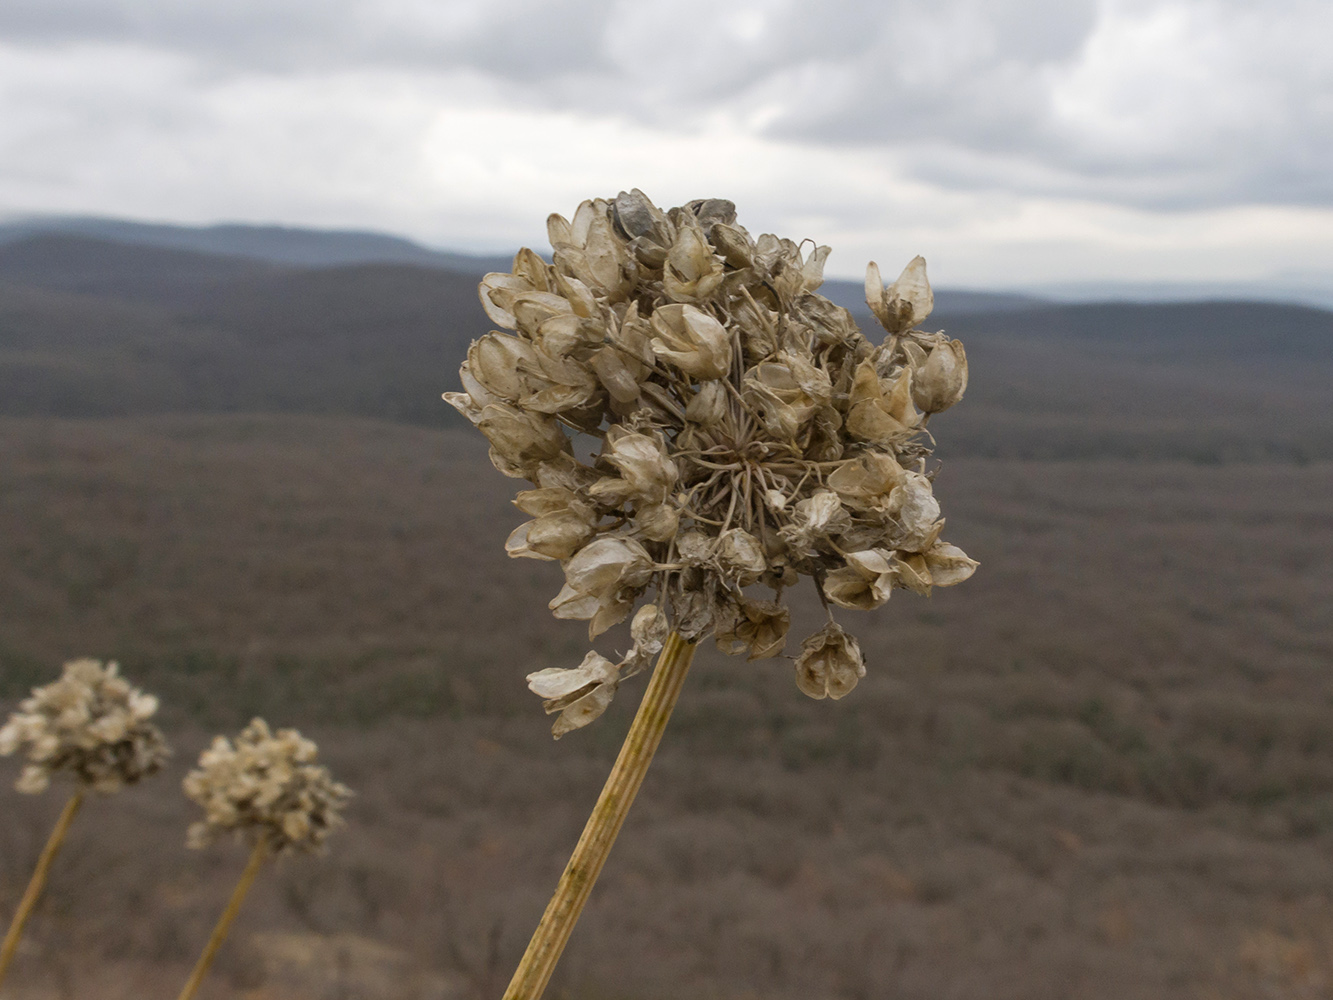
0, 788, 84, 987
502, 632, 698, 1000
176, 841, 269, 1000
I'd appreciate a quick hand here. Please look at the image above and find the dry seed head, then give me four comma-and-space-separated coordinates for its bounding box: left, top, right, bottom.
183, 718, 351, 855
446, 190, 978, 737
0, 658, 170, 794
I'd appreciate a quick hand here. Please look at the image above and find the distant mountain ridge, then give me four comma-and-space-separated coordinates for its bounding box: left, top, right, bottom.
10, 214, 1329, 311
0, 215, 516, 274
0, 230, 1328, 462
0, 217, 1044, 314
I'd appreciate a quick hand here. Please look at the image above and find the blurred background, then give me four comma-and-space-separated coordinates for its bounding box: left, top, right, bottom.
1, 1, 1331, 998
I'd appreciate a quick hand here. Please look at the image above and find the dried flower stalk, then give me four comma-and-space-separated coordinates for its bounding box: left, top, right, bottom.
175, 841, 268, 1000
0, 791, 83, 985
0, 658, 168, 988
177, 719, 350, 1000
447, 191, 979, 998
503, 633, 696, 999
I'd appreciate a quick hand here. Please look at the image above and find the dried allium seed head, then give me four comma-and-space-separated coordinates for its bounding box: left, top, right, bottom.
183, 718, 351, 855
0, 659, 170, 794
446, 190, 978, 736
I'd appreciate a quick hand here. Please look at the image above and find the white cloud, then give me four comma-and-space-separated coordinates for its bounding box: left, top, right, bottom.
1, 0, 1331, 288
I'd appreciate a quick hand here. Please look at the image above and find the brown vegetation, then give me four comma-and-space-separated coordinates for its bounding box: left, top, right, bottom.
2, 414, 1332, 999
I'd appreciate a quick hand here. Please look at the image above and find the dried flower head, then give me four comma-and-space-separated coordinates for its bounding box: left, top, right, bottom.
183, 718, 351, 855
0, 658, 170, 794
446, 190, 978, 735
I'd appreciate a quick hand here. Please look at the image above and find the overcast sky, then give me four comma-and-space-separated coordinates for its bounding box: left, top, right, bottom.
2, 0, 1331, 288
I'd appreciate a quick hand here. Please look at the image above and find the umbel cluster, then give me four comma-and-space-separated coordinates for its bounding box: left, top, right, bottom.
445, 190, 977, 737
1, 660, 350, 997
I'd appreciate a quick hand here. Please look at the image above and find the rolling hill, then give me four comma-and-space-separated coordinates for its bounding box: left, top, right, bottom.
0, 232, 1329, 460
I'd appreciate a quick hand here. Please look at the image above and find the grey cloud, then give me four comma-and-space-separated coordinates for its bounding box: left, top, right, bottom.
0, 0, 621, 78
2, 0, 1331, 211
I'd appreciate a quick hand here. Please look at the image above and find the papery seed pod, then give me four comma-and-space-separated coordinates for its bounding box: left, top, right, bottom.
506, 511, 597, 561
684, 379, 728, 425
793, 623, 866, 700
888, 473, 942, 550
865, 256, 934, 334
827, 452, 906, 511
664, 223, 726, 303
478, 272, 536, 329
527, 651, 621, 739
912, 339, 969, 414
716, 528, 767, 586
924, 542, 979, 586
779, 491, 851, 557
476, 404, 569, 475
711, 222, 755, 269
613, 188, 676, 268
847, 361, 920, 442
891, 551, 933, 596
602, 428, 678, 503
649, 304, 733, 380
823, 550, 896, 611
714, 597, 790, 660
633, 502, 680, 542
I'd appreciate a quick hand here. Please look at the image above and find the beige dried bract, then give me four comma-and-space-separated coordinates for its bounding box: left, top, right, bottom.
445, 191, 979, 736
0, 658, 170, 794
183, 718, 351, 855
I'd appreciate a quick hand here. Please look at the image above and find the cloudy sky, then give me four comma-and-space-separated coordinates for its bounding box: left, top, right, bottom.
2, 0, 1331, 289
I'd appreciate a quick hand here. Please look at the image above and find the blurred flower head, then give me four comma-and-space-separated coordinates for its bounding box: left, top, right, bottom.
0, 658, 170, 794
183, 718, 351, 855
445, 191, 978, 736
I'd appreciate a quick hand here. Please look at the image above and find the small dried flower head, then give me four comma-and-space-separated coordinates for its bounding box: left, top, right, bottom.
183, 718, 351, 854
0, 658, 170, 794
447, 191, 978, 736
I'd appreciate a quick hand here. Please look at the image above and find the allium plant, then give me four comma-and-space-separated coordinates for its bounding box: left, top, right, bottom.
446, 190, 977, 999
176, 719, 350, 1000
0, 659, 169, 986
183, 718, 350, 855
0, 658, 169, 794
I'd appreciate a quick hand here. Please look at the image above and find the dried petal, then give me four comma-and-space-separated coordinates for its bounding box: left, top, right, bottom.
924, 542, 979, 586
527, 651, 619, 701
685, 380, 728, 425
650, 304, 733, 380
912, 339, 969, 413
717, 528, 766, 586
847, 361, 920, 441
715, 597, 790, 660
602, 428, 678, 503
865, 256, 933, 333
822, 549, 895, 610
664, 223, 726, 302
